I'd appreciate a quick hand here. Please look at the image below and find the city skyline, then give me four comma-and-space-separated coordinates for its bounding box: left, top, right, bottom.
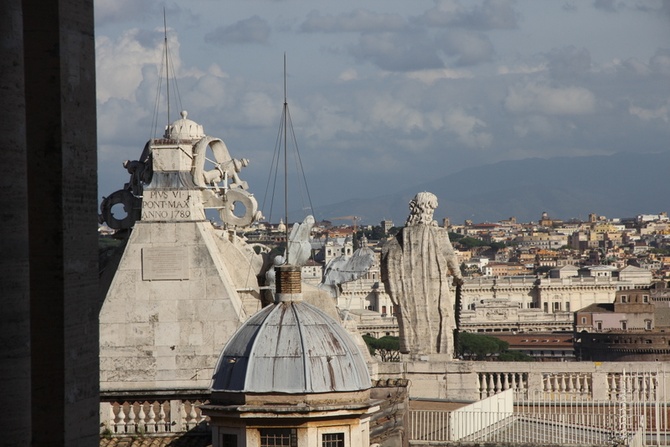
95, 0, 670, 221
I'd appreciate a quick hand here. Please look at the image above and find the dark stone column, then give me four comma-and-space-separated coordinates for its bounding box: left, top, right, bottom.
0, 0, 31, 444
25, 0, 98, 445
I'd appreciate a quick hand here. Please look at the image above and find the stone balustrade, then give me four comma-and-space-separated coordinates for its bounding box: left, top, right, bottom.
375, 359, 670, 403
100, 399, 209, 435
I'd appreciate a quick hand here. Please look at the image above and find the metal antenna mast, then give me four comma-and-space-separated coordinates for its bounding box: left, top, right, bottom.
283, 53, 289, 254
164, 8, 170, 125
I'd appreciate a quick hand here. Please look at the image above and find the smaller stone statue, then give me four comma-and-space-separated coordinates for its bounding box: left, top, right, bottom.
381, 192, 463, 358
319, 236, 375, 298
287, 215, 315, 266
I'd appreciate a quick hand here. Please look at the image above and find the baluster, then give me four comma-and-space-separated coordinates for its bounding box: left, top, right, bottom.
644, 373, 650, 400
127, 402, 136, 434
567, 374, 575, 394
649, 373, 665, 400
495, 373, 502, 394
102, 402, 115, 434
146, 402, 156, 433
652, 374, 658, 401
560, 374, 567, 394
188, 402, 198, 429
116, 403, 127, 434
584, 374, 591, 397
157, 402, 167, 432
503, 373, 510, 391
488, 373, 495, 397
477, 374, 484, 399
179, 402, 188, 432
137, 402, 146, 433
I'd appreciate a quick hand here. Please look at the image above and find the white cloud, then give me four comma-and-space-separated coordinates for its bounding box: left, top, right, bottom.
301, 9, 407, 33
368, 95, 427, 132
338, 68, 359, 82
350, 32, 444, 72
418, 0, 519, 30
504, 83, 596, 115
96, 29, 177, 103
629, 103, 669, 122
205, 16, 271, 45
405, 68, 473, 84
651, 49, 670, 75
497, 62, 547, 75
239, 91, 278, 128
439, 29, 495, 66
95, 0, 158, 24
444, 109, 492, 149
512, 115, 558, 138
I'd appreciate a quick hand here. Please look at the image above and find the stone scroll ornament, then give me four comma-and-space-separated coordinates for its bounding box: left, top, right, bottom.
381, 192, 463, 358
191, 135, 261, 228
99, 111, 261, 230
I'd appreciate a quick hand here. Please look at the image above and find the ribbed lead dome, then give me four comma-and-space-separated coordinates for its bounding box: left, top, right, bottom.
211, 300, 371, 394
164, 110, 204, 140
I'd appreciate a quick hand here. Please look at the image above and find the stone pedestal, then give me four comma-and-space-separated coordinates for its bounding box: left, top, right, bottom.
100, 220, 263, 392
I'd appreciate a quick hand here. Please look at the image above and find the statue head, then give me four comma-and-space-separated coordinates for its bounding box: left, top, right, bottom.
406, 191, 438, 227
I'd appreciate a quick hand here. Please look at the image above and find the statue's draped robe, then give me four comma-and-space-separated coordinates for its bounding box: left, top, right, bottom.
382, 225, 459, 357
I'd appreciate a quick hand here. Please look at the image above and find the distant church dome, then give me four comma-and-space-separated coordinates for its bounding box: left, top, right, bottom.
211, 296, 371, 394
164, 110, 205, 140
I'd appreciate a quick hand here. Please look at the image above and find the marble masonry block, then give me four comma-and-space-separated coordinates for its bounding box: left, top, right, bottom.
154, 321, 180, 347
99, 323, 126, 347
155, 354, 176, 371
157, 300, 178, 322
180, 321, 204, 346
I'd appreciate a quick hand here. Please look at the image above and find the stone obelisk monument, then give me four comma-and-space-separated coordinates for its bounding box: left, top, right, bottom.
99, 112, 264, 393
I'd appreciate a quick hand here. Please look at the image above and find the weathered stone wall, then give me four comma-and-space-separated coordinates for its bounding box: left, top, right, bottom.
0, 0, 99, 445
100, 221, 262, 392
1, 0, 31, 443
370, 379, 409, 447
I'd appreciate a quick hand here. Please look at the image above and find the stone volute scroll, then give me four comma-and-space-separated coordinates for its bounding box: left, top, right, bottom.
98, 111, 262, 230
381, 191, 463, 358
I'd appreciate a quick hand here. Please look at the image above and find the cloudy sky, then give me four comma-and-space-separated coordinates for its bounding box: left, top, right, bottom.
96, 0, 670, 223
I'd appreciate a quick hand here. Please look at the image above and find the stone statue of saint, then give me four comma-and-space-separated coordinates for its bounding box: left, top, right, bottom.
381, 192, 463, 358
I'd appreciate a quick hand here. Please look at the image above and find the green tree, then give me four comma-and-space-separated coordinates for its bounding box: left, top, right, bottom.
498, 351, 534, 362
456, 237, 489, 249
456, 332, 508, 360
448, 231, 465, 241
489, 241, 507, 251
456, 332, 534, 362
363, 335, 400, 362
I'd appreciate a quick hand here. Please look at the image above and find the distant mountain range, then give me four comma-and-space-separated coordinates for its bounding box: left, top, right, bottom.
312, 152, 670, 226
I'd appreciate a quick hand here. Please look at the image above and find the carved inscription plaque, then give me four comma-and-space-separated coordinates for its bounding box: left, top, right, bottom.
142, 247, 189, 281
141, 190, 198, 221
